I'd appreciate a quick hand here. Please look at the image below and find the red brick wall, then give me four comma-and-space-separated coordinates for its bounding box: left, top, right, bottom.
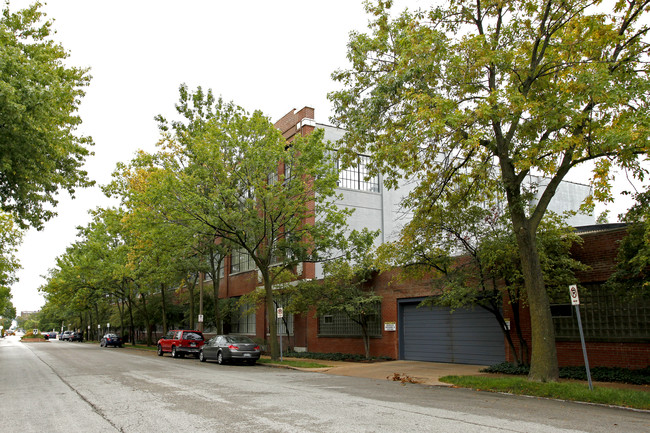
304, 268, 439, 359
503, 226, 650, 369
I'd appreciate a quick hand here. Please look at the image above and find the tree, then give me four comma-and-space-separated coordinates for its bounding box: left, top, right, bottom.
290, 229, 382, 359
0, 2, 93, 229
380, 195, 585, 365
0, 212, 22, 293
113, 87, 351, 360
607, 189, 650, 299
330, 0, 650, 381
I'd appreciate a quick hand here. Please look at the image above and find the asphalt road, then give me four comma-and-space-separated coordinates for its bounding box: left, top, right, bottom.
1, 336, 648, 433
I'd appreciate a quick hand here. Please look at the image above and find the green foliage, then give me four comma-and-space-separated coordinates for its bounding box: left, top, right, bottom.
291, 229, 381, 359
108, 85, 352, 359
482, 362, 650, 385
439, 375, 650, 410
330, 0, 650, 382
256, 358, 330, 368
607, 190, 650, 299
0, 2, 93, 229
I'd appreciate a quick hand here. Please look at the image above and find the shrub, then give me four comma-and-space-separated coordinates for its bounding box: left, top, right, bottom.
481, 362, 650, 385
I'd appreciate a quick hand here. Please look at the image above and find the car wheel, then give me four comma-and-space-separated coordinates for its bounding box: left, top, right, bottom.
100, 341, 104, 347
157, 345, 163, 356
199, 350, 206, 362
171, 346, 177, 358
216, 351, 224, 365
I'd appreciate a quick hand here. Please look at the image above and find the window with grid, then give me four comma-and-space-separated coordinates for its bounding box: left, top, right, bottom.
337, 154, 380, 192
553, 283, 650, 342
231, 299, 256, 334
318, 305, 382, 337
230, 248, 256, 274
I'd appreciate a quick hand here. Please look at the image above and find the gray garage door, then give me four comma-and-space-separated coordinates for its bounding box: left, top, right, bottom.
399, 301, 505, 365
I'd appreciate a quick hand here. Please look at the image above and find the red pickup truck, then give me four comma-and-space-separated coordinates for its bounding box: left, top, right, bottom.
157, 330, 204, 358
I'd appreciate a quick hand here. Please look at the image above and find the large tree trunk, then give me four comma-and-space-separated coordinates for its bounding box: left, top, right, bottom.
160, 283, 168, 334
187, 273, 197, 330
126, 290, 136, 346
515, 223, 559, 381
139, 292, 153, 346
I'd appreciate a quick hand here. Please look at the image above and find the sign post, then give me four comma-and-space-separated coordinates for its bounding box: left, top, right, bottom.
277, 308, 284, 362
569, 285, 593, 390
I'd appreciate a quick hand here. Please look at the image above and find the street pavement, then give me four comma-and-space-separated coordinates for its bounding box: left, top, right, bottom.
2, 335, 649, 433
266, 357, 487, 386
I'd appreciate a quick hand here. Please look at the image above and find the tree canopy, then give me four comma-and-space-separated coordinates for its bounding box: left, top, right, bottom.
0, 2, 93, 229
109, 87, 351, 359
330, 0, 650, 381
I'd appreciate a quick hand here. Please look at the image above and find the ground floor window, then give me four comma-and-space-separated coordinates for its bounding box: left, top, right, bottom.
553, 283, 650, 342
317, 304, 382, 337
230, 298, 256, 334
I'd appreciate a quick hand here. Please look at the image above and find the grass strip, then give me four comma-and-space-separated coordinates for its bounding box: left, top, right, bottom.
257, 358, 331, 369
440, 375, 650, 410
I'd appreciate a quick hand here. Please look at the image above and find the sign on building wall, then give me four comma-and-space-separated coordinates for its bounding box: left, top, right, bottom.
384, 322, 396, 332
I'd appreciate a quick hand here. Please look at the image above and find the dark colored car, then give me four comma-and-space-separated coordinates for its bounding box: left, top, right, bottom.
199, 335, 261, 365
43, 331, 57, 340
69, 331, 83, 342
59, 331, 73, 341
157, 330, 204, 358
100, 333, 123, 348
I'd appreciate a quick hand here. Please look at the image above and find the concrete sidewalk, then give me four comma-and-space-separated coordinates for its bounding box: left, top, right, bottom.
263, 357, 486, 386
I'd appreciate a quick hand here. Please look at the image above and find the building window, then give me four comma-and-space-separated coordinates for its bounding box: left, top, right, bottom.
231, 299, 256, 334
553, 283, 650, 342
337, 154, 380, 193
230, 248, 256, 274
317, 304, 382, 337
203, 255, 225, 282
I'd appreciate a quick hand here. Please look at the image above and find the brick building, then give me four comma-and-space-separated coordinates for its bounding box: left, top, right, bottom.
208, 107, 649, 368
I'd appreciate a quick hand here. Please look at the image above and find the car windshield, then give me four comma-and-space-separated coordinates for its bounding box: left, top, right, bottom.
226, 336, 254, 344
105, 334, 118, 338
183, 332, 203, 340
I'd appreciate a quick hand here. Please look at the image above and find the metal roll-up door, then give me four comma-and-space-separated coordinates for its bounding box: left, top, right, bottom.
399, 301, 505, 365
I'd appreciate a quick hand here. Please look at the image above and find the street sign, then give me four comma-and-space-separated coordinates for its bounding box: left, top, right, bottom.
276, 308, 283, 318
569, 284, 580, 305
198, 314, 204, 323
569, 284, 593, 390
384, 322, 396, 331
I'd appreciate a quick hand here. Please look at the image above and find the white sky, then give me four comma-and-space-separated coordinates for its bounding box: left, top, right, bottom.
8, 0, 646, 314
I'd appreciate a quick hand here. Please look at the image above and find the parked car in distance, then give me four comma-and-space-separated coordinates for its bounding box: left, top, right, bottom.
100, 333, 123, 348
157, 330, 204, 358
199, 335, 261, 365
42, 331, 57, 340
69, 331, 83, 342
59, 331, 73, 341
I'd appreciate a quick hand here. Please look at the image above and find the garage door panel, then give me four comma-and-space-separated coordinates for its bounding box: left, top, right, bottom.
400, 302, 505, 365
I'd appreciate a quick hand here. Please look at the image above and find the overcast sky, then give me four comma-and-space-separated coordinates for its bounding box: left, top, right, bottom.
8, 0, 645, 314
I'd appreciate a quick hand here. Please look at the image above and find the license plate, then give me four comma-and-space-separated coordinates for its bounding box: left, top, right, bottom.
244, 353, 251, 357
190, 343, 196, 347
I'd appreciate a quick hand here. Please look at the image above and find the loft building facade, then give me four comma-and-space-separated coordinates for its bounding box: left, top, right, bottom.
206, 107, 649, 368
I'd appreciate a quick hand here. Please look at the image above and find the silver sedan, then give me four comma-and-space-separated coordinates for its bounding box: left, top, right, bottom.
199, 335, 261, 365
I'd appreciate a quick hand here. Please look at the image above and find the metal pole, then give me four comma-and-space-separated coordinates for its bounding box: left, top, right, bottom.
279, 315, 283, 362
574, 305, 593, 391
199, 272, 204, 333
